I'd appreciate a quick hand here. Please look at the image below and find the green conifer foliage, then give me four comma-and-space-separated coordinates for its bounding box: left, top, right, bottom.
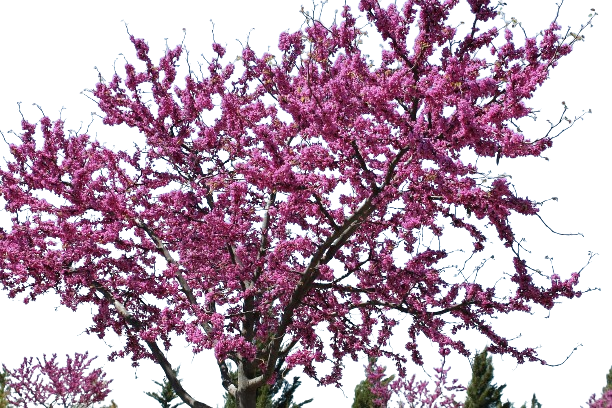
145, 368, 184, 408
603, 366, 612, 394
0, 367, 10, 408
464, 350, 512, 408
519, 394, 542, 408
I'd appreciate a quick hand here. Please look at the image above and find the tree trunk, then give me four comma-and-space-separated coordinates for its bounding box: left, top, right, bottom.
236, 387, 257, 408
236, 360, 259, 408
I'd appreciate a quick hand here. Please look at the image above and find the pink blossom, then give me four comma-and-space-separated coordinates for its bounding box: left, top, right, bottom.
366, 359, 464, 408
586, 390, 612, 408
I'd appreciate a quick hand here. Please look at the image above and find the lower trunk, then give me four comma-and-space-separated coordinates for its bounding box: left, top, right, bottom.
236, 387, 258, 408
223, 361, 306, 408
236, 361, 258, 408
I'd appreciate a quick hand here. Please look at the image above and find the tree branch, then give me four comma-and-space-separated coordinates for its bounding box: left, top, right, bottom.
313, 284, 372, 294
312, 193, 339, 229
351, 141, 378, 192
134, 219, 200, 306
259, 148, 413, 384
132, 220, 236, 394
91, 281, 214, 408
348, 297, 476, 318
256, 191, 277, 274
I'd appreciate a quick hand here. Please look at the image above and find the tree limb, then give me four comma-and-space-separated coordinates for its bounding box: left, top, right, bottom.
258, 149, 413, 385
312, 193, 339, 229
91, 281, 215, 408
351, 141, 378, 192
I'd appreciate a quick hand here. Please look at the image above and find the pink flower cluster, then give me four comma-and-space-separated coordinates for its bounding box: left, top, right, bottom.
3, 352, 111, 408
586, 390, 612, 408
366, 359, 463, 408
364, 358, 612, 408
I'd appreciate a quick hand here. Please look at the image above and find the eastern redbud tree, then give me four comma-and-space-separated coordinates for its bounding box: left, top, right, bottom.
0, 0, 595, 407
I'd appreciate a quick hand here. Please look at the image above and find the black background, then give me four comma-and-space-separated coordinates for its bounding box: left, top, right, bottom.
0, 0, 612, 408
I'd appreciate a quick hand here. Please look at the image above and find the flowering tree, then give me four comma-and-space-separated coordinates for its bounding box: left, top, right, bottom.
0, 0, 595, 407
0, 352, 113, 408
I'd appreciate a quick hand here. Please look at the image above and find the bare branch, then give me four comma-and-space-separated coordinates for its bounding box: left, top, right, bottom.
313, 284, 372, 294
351, 141, 378, 191
348, 297, 476, 318
312, 193, 339, 229
219, 362, 238, 397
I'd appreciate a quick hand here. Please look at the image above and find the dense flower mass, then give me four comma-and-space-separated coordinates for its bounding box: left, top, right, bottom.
0, 351, 113, 407
0, 1, 592, 407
